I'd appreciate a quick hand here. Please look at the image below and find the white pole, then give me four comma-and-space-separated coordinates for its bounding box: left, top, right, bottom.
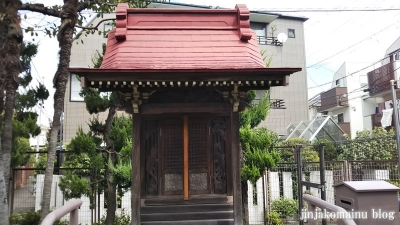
36, 104, 42, 162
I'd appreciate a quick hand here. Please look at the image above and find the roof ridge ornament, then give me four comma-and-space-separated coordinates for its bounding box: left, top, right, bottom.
115, 3, 129, 41
235, 4, 252, 41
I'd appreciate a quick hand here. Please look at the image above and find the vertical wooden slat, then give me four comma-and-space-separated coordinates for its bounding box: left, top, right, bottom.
231, 112, 243, 224
183, 115, 189, 200
132, 114, 141, 225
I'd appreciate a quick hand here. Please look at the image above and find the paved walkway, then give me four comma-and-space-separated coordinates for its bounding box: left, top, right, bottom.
12, 176, 36, 213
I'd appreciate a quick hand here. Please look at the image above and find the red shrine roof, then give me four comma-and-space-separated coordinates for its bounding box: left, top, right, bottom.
69, 3, 302, 91
99, 3, 264, 69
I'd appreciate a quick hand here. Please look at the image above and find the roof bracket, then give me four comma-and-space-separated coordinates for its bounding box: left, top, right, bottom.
115, 3, 128, 41
236, 4, 252, 41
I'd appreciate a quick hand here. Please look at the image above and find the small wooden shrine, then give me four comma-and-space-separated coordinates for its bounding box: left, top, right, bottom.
69, 3, 301, 225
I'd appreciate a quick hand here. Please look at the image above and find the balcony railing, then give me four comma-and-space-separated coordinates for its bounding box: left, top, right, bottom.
367, 62, 395, 96
270, 99, 286, 109
257, 36, 283, 46
318, 87, 348, 112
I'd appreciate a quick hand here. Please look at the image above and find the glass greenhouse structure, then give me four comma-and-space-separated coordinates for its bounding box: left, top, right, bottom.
286, 116, 346, 142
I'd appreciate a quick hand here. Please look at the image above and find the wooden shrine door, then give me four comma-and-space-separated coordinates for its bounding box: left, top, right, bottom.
143, 116, 228, 198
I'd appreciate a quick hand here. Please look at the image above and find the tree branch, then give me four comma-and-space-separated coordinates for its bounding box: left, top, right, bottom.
96, 147, 122, 156
91, 178, 105, 185
77, 0, 117, 12
76, 18, 115, 30
19, 3, 61, 18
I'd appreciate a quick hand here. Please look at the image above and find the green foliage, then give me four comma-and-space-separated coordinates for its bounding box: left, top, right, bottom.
339, 127, 396, 161
240, 126, 280, 184
11, 112, 40, 168
385, 180, 400, 194
80, 87, 111, 114
261, 49, 273, 67
92, 43, 106, 69
9, 41, 49, 168
59, 173, 90, 200
312, 139, 338, 161
265, 212, 284, 225
60, 115, 132, 209
68, 127, 97, 155
9, 210, 68, 225
110, 115, 132, 151
93, 209, 131, 225
240, 91, 270, 128
271, 197, 298, 219
109, 158, 132, 188
278, 138, 319, 163
11, 137, 31, 167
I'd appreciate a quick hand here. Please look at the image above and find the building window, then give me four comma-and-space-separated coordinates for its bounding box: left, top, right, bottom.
336, 78, 344, 87
70, 74, 84, 102
338, 113, 344, 123
104, 22, 114, 38
250, 22, 266, 37
288, 29, 295, 38
395, 51, 400, 61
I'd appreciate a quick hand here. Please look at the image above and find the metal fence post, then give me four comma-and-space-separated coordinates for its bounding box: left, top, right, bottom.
319, 144, 327, 225
262, 170, 266, 225
9, 169, 15, 216
390, 80, 400, 176
296, 145, 304, 225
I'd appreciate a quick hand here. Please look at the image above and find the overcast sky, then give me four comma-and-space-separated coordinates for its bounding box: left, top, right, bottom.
21, 0, 400, 126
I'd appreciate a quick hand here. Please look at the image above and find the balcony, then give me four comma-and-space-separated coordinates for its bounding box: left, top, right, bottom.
367, 62, 395, 97
257, 36, 283, 46
318, 87, 348, 112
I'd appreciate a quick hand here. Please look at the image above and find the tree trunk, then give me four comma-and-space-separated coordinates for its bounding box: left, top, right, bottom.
105, 155, 117, 225
40, 0, 78, 221
2, 83, 17, 200
0, 134, 9, 225
0, 2, 23, 223
104, 105, 116, 225
242, 181, 249, 225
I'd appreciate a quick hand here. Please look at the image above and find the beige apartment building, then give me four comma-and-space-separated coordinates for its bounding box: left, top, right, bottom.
65, 2, 309, 143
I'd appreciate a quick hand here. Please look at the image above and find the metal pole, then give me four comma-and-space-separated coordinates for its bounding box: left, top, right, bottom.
296, 145, 304, 225
36, 104, 42, 162
262, 170, 266, 225
390, 80, 400, 176
58, 109, 64, 175
319, 144, 327, 225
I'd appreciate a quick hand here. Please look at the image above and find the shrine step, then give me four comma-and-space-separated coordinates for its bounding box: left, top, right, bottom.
140, 203, 234, 225
144, 195, 228, 205
141, 219, 234, 225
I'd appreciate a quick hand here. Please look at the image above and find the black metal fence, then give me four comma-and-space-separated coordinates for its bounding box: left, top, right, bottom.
249, 135, 400, 225
10, 138, 400, 225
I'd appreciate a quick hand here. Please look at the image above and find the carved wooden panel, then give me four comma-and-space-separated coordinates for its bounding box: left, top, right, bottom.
163, 120, 183, 192
212, 119, 227, 194
148, 89, 224, 103
144, 120, 160, 196
190, 173, 208, 191
189, 121, 208, 173
188, 120, 209, 192
165, 174, 183, 191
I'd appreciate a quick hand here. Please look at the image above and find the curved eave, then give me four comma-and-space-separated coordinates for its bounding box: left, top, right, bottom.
68, 67, 301, 91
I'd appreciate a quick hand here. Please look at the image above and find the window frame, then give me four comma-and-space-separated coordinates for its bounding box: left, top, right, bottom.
288, 28, 295, 38
69, 73, 85, 102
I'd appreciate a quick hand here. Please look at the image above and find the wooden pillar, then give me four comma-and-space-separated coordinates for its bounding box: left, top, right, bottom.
131, 114, 141, 225
183, 115, 189, 200
231, 112, 243, 224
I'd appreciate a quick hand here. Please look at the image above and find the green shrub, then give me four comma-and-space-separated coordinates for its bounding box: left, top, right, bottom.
265, 211, 284, 225
92, 209, 131, 225
271, 197, 298, 219
386, 180, 400, 194
9, 210, 68, 225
